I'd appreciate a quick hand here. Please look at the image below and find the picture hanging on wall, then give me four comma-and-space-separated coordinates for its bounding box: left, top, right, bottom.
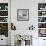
17, 9, 29, 21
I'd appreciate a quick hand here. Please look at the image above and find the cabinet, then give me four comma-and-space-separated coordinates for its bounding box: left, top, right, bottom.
0, 3, 8, 37
0, 35, 8, 45
0, 0, 11, 45
38, 3, 46, 37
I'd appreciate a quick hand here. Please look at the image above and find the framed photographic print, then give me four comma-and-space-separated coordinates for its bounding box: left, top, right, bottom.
17, 9, 29, 21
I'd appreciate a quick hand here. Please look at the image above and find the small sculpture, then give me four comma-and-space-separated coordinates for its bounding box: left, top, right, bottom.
11, 23, 16, 30
29, 25, 35, 30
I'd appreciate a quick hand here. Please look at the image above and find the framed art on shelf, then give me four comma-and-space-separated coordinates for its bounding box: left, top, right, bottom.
17, 9, 29, 21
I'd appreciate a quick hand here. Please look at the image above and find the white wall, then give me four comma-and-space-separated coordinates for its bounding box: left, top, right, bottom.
11, 0, 38, 30
11, 0, 46, 46
11, 0, 46, 30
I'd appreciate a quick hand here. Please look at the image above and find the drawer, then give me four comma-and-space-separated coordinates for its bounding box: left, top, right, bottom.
0, 37, 8, 45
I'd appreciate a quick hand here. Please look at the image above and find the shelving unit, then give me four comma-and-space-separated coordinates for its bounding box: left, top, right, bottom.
38, 3, 46, 37
0, 3, 8, 37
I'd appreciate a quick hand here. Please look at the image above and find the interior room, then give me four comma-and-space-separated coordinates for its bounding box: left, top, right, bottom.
0, 0, 46, 46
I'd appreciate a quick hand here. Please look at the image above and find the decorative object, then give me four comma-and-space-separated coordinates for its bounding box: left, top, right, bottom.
38, 3, 46, 10
42, 12, 45, 15
29, 25, 35, 30
39, 29, 46, 37
15, 35, 32, 46
5, 6, 8, 10
38, 23, 46, 28
0, 17, 8, 22
17, 9, 29, 21
38, 17, 46, 22
19, 35, 32, 45
11, 23, 16, 30
0, 23, 8, 37
0, 11, 8, 16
